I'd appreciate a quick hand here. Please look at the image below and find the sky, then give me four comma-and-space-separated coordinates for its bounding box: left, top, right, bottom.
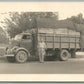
0, 2, 84, 19
0, 2, 84, 24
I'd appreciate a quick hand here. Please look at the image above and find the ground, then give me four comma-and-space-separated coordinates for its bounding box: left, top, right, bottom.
0, 55, 84, 74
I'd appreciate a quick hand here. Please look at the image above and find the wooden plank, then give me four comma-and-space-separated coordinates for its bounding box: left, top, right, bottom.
76, 43, 80, 48
38, 28, 53, 33
76, 37, 80, 42
61, 37, 69, 42
54, 43, 60, 48
54, 36, 60, 42
70, 43, 75, 48
46, 43, 53, 48
46, 36, 53, 42
61, 43, 69, 48
54, 28, 68, 35
70, 38, 75, 42
38, 28, 80, 37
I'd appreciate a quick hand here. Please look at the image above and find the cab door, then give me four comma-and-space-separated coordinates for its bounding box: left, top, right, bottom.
20, 34, 33, 51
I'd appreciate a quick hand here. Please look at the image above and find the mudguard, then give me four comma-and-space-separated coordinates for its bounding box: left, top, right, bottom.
15, 47, 30, 57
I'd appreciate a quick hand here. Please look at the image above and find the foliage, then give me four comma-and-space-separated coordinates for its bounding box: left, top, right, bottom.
5, 12, 58, 38
67, 13, 84, 24
0, 27, 9, 44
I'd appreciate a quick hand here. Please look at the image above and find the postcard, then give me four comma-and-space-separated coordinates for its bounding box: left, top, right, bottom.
0, 2, 84, 82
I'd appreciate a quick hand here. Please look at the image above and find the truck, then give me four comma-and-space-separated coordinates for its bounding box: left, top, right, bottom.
5, 28, 80, 63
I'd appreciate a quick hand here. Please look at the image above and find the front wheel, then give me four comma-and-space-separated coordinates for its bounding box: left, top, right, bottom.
59, 49, 70, 61
15, 50, 28, 63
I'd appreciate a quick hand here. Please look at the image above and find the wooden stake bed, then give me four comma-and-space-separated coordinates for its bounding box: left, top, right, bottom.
37, 28, 80, 49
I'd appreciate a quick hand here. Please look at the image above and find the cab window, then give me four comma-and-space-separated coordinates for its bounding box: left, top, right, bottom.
22, 35, 31, 40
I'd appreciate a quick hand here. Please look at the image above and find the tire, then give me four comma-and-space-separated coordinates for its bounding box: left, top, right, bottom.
15, 50, 28, 63
59, 49, 70, 61
71, 50, 76, 58
7, 57, 15, 63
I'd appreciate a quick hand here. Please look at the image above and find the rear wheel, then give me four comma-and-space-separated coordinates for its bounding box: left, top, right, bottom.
7, 57, 15, 63
59, 49, 70, 61
15, 50, 28, 63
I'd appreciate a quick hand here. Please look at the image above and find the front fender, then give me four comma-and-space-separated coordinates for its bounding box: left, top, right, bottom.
15, 47, 30, 57
6, 46, 19, 54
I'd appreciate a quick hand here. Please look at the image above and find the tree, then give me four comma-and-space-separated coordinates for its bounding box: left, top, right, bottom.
4, 12, 58, 38
66, 13, 84, 50
5, 12, 32, 38
67, 13, 84, 24
0, 27, 8, 44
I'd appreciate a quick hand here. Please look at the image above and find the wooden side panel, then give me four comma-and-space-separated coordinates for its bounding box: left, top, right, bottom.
61, 37, 69, 42
54, 43, 60, 48
61, 43, 69, 48
46, 37, 53, 42
70, 43, 75, 48
37, 28, 80, 49
76, 43, 80, 48
46, 43, 53, 48
54, 36, 60, 42
70, 38, 75, 42
76, 38, 80, 42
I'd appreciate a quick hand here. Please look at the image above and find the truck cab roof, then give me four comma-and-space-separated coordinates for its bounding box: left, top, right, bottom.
19, 33, 31, 35
14, 33, 31, 40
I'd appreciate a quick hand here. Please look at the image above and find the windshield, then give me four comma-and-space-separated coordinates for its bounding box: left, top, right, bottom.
14, 34, 22, 40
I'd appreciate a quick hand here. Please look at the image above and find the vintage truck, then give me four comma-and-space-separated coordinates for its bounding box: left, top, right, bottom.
5, 28, 80, 63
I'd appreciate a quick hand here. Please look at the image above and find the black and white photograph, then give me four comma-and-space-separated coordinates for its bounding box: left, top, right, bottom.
0, 2, 84, 81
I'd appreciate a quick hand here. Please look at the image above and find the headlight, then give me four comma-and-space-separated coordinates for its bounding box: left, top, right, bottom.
11, 46, 18, 53
6, 46, 18, 54
6, 48, 12, 54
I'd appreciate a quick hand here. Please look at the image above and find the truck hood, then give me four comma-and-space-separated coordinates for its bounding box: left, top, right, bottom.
8, 39, 20, 49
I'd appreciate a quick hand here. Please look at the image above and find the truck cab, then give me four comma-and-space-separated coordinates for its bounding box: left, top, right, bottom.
15, 33, 32, 50
6, 33, 35, 63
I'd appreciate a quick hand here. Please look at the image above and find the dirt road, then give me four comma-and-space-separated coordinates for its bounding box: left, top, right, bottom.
0, 55, 84, 74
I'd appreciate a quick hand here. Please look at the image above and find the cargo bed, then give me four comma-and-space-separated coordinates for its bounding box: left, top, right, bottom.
37, 28, 80, 49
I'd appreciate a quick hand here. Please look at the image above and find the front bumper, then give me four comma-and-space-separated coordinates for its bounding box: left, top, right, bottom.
5, 47, 15, 57
5, 54, 14, 57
